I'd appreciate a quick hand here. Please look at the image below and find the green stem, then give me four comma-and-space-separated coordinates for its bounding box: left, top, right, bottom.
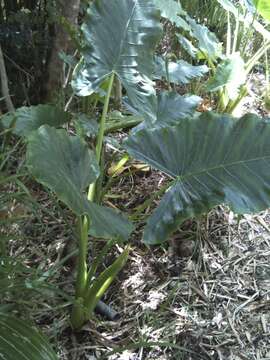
207, 57, 216, 74
224, 86, 248, 114
165, 58, 172, 91
86, 238, 115, 287
217, 88, 227, 113
232, 11, 240, 53
70, 297, 86, 330
246, 42, 270, 74
241, 13, 256, 58
88, 72, 115, 201
84, 246, 130, 312
226, 11, 231, 56
104, 116, 143, 134
96, 73, 115, 164
71, 216, 89, 330
265, 49, 269, 91
75, 216, 89, 298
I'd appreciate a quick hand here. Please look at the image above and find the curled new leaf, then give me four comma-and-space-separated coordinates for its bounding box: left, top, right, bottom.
125, 112, 270, 244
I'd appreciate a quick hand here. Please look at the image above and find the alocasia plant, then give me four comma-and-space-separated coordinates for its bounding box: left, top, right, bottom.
154, 0, 190, 31
8, 0, 163, 331
1, 105, 133, 331
26, 125, 133, 330
206, 52, 247, 113
213, 0, 270, 113
4, 0, 270, 335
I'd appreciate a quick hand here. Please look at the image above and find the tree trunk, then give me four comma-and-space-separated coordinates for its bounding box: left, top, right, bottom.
44, 0, 80, 101
0, 44, 15, 112
4, 0, 19, 17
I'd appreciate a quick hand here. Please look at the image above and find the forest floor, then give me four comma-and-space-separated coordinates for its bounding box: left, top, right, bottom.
1, 73, 270, 360
4, 165, 270, 360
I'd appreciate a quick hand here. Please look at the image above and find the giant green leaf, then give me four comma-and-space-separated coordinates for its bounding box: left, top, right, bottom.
126, 91, 201, 131
187, 17, 222, 61
0, 312, 58, 360
206, 53, 246, 100
124, 112, 270, 244
72, 0, 162, 123
154, 0, 190, 31
75, 113, 99, 138
177, 34, 198, 58
26, 125, 133, 240
253, 0, 270, 21
0, 105, 70, 137
154, 56, 209, 85
142, 91, 200, 129
155, 92, 201, 127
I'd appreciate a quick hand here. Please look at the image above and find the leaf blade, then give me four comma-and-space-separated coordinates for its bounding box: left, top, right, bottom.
125, 112, 270, 244
26, 126, 133, 240
154, 56, 209, 85
0, 313, 58, 360
72, 0, 162, 123
206, 53, 246, 99
253, 0, 270, 21
1, 105, 70, 137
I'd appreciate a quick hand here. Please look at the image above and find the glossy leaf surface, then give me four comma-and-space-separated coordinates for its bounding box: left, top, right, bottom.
128, 91, 201, 131
125, 112, 270, 244
27, 126, 133, 240
72, 0, 162, 123
154, 56, 209, 85
154, 0, 190, 31
177, 34, 198, 58
187, 17, 222, 60
155, 92, 201, 127
0, 313, 58, 360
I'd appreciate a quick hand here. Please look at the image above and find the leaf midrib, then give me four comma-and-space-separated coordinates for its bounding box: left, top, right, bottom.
177, 154, 270, 181
113, 0, 137, 74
